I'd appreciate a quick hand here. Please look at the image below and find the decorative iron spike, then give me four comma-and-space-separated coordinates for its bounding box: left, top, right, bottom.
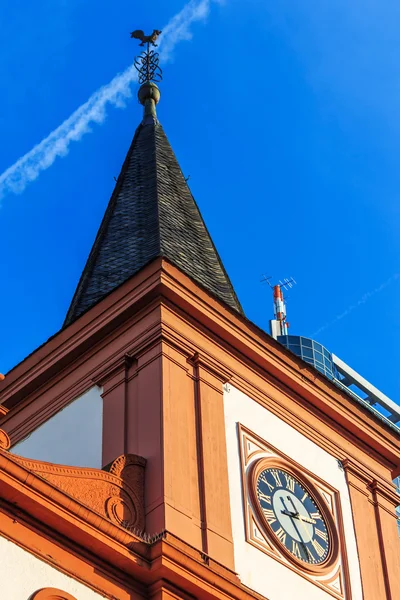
134, 50, 162, 84
131, 29, 163, 85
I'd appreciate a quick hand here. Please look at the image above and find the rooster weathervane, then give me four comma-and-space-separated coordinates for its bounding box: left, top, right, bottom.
131, 29, 163, 85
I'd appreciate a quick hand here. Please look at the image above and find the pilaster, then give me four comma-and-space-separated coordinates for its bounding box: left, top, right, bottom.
369, 479, 400, 600
161, 339, 202, 548
342, 459, 400, 599
94, 356, 133, 467
190, 352, 235, 570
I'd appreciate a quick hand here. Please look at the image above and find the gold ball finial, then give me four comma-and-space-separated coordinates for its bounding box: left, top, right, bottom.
138, 82, 161, 106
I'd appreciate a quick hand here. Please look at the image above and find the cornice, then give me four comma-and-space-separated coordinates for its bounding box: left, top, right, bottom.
0, 259, 164, 410
189, 352, 232, 385
369, 479, 400, 508
92, 355, 134, 387
342, 458, 399, 509
0, 257, 399, 475
1, 445, 147, 535
158, 262, 400, 470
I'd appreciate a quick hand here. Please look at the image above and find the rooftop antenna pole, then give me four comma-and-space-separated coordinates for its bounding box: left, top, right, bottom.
261, 276, 296, 339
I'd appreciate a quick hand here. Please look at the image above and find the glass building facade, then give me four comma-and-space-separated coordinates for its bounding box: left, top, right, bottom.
277, 335, 338, 380
277, 334, 400, 536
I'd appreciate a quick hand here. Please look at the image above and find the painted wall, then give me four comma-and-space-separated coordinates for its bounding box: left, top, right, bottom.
223, 384, 363, 600
12, 386, 103, 468
0, 534, 105, 599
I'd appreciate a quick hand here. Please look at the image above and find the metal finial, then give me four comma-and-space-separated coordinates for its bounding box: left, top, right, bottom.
131, 29, 163, 85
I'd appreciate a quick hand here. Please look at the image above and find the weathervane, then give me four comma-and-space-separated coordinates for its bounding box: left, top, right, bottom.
131, 29, 163, 85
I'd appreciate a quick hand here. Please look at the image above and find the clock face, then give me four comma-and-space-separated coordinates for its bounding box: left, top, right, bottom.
255, 467, 331, 565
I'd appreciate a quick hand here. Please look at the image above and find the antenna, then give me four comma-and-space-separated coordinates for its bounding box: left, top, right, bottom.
261, 275, 296, 339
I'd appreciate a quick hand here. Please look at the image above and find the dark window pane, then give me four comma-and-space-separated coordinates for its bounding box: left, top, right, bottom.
289, 344, 301, 355
301, 338, 313, 348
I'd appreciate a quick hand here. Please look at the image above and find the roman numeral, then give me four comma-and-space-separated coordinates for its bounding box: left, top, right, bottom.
301, 492, 308, 502
291, 540, 302, 559
262, 508, 276, 524
311, 539, 326, 558
315, 528, 328, 542
284, 473, 295, 493
275, 527, 287, 544
258, 491, 272, 505
260, 474, 275, 492
271, 470, 282, 487
310, 511, 321, 521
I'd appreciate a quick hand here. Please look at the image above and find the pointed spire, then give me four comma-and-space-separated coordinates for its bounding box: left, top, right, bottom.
63, 31, 243, 326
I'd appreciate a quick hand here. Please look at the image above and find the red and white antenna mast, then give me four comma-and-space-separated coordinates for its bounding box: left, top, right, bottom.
261, 276, 296, 339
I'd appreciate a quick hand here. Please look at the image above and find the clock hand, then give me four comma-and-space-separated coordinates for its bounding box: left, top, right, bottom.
280, 497, 311, 562
286, 495, 316, 525
287, 495, 299, 515
293, 510, 315, 542
280, 497, 296, 516
293, 514, 316, 525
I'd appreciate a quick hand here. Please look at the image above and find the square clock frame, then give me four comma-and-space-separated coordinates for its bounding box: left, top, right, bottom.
238, 424, 353, 599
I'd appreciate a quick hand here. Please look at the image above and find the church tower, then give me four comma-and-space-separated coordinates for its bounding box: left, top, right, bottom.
0, 33, 399, 600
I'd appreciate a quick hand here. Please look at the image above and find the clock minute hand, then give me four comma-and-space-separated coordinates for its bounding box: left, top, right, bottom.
280, 497, 311, 562
293, 514, 316, 525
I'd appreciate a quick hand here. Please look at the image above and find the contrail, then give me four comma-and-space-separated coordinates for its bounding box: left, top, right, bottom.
310, 273, 400, 337
0, 0, 217, 200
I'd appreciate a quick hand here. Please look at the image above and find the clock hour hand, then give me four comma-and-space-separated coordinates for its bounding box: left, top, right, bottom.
287, 495, 299, 515
280, 497, 297, 516
286, 495, 316, 525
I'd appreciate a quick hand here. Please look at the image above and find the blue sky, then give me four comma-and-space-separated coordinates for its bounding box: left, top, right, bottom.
1, 0, 399, 403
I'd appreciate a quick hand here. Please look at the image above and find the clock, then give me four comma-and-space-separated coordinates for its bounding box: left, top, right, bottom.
251, 459, 339, 572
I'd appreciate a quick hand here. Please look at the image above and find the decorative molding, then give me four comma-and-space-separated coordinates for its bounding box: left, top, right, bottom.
2, 259, 399, 475
368, 478, 400, 507
92, 355, 134, 387
249, 456, 340, 576
238, 424, 352, 599
342, 458, 399, 511
11, 452, 146, 532
31, 588, 77, 600
0, 428, 10, 450
190, 352, 232, 384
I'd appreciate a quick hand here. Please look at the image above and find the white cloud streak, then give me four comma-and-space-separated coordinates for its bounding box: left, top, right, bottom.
0, 0, 216, 200
310, 273, 400, 337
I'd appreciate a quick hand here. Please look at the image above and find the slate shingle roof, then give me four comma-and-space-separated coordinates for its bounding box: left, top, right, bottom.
64, 118, 243, 326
